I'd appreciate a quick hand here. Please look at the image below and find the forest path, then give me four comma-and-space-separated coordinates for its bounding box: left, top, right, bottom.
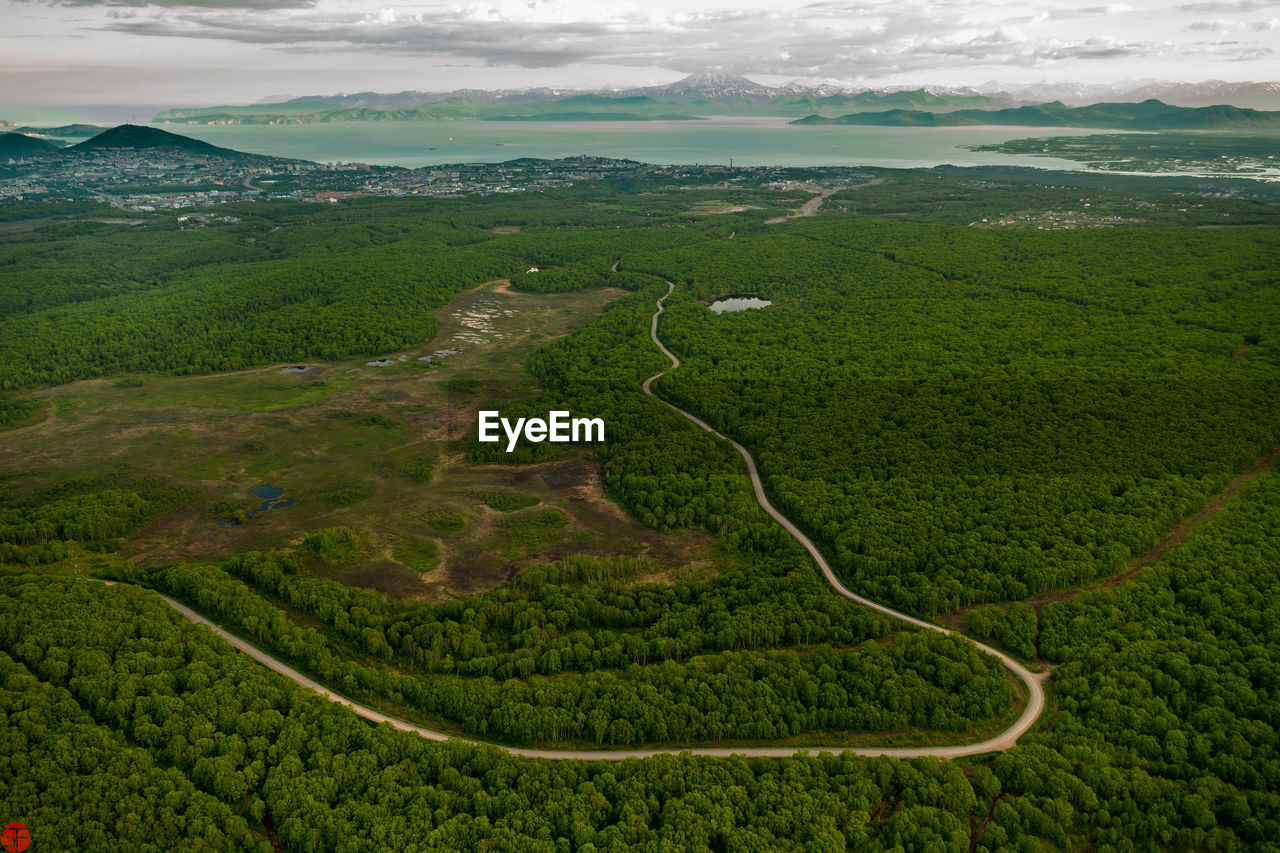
1015, 443, 1279, 615
639, 281, 1048, 759
109, 281, 1046, 762
107, 573, 1042, 760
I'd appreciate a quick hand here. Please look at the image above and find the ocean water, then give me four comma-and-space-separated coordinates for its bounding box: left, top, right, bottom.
161, 117, 1100, 170
0, 107, 1105, 170
1, 105, 172, 127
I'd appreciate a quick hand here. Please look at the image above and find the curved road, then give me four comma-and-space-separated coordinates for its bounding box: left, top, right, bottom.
640, 282, 1047, 759
121, 282, 1047, 761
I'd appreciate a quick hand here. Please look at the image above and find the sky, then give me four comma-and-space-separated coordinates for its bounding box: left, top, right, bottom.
2, 0, 1278, 105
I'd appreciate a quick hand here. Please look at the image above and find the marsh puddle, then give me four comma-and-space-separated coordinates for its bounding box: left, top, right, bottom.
216, 484, 295, 527
709, 296, 772, 314
249, 484, 294, 516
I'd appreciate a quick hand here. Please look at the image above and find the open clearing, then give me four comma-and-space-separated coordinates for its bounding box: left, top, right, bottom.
3, 279, 712, 598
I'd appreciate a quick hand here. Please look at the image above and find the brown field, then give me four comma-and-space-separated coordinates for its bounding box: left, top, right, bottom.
3, 279, 713, 599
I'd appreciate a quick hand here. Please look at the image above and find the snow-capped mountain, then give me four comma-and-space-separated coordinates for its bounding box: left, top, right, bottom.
622, 72, 782, 99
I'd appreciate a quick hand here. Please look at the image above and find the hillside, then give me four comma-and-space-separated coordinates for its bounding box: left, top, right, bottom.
792, 99, 1280, 130
70, 124, 248, 156
1, 124, 281, 164
11, 123, 105, 139
154, 98, 341, 119
0, 132, 64, 159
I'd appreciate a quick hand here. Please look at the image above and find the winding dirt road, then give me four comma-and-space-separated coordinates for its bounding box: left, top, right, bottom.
641, 282, 1047, 759
121, 281, 1047, 762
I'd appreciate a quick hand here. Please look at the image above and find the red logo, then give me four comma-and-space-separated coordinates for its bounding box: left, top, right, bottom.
0, 823, 30, 853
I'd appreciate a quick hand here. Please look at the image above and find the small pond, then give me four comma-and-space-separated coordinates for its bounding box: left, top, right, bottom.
709, 296, 772, 314
217, 485, 296, 526
249, 484, 294, 516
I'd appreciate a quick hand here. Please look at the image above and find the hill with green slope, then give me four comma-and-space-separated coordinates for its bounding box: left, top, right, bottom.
769, 89, 1006, 115
792, 99, 1280, 130
0, 132, 64, 159
155, 97, 341, 119
9, 123, 105, 139
1, 124, 287, 163
70, 124, 247, 156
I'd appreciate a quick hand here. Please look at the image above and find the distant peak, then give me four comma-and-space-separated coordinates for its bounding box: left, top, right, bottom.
648, 71, 778, 98
676, 71, 760, 87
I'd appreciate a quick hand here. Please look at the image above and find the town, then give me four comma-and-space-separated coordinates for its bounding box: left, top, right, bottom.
0, 139, 867, 212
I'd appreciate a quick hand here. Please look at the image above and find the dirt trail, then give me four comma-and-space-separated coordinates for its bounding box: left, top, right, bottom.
640, 281, 1047, 759
764, 179, 883, 224
765, 190, 834, 224
941, 444, 1280, 636
1032, 444, 1279, 612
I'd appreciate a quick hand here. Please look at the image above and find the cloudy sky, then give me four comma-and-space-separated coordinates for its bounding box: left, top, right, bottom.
3, 0, 1278, 104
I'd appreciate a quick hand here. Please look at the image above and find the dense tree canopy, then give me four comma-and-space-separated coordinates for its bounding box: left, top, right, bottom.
593, 220, 1280, 612
117, 554, 1013, 747
3, 176, 1279, 850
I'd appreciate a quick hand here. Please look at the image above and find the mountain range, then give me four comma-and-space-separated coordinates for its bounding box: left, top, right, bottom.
791, 99, 1280, 131
240, 72, 1280, 110
149, 73, 1280, 127
153, 73, 1008, 125
247, 72, 995, 109
979, 80, 1280, 110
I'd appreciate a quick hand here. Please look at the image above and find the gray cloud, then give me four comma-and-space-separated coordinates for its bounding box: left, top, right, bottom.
0, 0, 1262, 101
97, 2, 1198, 78
1177, 0, 1275, 11
24, 0, 315, 9
1189, 17, 1241, 29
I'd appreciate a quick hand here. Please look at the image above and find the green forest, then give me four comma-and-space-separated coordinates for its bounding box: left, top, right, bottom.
623, 221, 1280, 612
111, 553, 1014, 746
0, 189, 731, 389
2, 167, 1279, 850
6, 469, 1280, 849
